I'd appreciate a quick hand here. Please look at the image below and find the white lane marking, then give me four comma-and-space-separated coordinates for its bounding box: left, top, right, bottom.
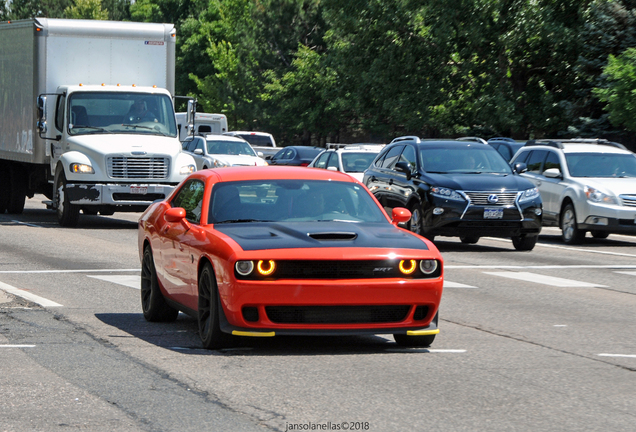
444, 281, 478, 288
0, 345, 35, 348
447, 264, 636, 269
483, 271, 608, 288
553, 325, 568, 327
385, 348, 467, 353
598, 354, 636, 358
0, 281, 62, 307
614, 271, 636, 276
10, 220, 42, 228
87, 275, 140, 290
485, 237, 636, 258
0, 269, 140, 274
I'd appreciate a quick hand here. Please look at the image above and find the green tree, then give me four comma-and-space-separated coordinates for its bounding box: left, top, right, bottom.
64, 0, 109, 19
593, 47, 636, 131
7, 0, 72, 19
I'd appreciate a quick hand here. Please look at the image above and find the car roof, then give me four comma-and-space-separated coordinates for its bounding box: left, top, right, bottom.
224, 131, 273, 137
522, 139, 631, 155
204, 134, 249, 143
191, 166, 360, 183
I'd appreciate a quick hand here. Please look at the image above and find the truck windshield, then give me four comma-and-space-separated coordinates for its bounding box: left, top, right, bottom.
68, 92, 177, 137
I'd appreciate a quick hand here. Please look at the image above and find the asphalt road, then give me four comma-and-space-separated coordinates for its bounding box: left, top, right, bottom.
1, 197, 634, 431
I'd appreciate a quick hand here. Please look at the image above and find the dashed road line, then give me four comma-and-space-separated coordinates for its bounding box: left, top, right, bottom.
482, 271, 607, 288
485, 237, 636, 258
598, 354, 636, 358
444, 281, 478, 288
614, 271, 636, 277
87, 275, 140, 289
0, 281, 62, 307
0, 269, 139, 274
0, 345, 36, 348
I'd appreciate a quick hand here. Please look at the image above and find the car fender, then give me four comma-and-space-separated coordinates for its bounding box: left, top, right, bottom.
560, 184, 588, 224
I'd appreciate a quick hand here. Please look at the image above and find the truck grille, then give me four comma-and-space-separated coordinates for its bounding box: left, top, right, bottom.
107, 156, 169, 179
464, 192, 518, 206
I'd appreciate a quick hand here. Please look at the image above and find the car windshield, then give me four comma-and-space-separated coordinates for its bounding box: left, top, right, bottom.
207, 140, 257, 156
341, 152, 378, 173
209, 180, 387, 224
237, 134, 273, 146
565, 153, 636, 178
68, 92, 177, 137
420, 146, 512, 174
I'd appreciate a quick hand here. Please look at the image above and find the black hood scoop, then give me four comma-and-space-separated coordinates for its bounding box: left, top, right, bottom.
308, 232, 358, 241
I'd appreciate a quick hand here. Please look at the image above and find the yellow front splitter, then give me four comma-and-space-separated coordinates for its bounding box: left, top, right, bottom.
232, 330, 276, 337
406, 329, 440, 336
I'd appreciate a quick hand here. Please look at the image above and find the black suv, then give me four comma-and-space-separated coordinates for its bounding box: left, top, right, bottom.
363, 136, 543, 250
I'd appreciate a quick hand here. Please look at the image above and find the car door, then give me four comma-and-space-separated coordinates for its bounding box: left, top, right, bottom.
387, 144, 417, 209
366, 145, 404, 211
537, 150, 565, 223
158, 179, 205, 308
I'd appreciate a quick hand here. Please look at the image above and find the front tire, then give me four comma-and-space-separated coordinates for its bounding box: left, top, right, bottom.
591, 230, 609, 239
198, 263, 233, 350
141, 246, 179, 322
55, 171, 80, 227
560, 203, 585, 244
393, 312, 438, 347
460, 236, 479, 244
408, 203, 434, 241
7, 167, 26, 214
512, 235, 537, 251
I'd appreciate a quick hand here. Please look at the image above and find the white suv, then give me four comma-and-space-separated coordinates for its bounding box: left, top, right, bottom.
308, 144, 384, 181
511, 139, 636, 244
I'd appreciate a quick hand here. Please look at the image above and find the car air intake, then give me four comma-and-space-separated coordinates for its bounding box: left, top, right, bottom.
308, 232, 358, 241
265, 305, 410, 324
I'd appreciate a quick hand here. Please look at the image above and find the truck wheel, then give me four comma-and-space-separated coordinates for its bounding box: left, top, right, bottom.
7, 166, 26, 214
0, 163, 9, 213
55, 171, 80, 227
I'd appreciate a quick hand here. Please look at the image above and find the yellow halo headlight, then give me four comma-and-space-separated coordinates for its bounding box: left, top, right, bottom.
256, 260, 276, 276
399, 259, 417, 275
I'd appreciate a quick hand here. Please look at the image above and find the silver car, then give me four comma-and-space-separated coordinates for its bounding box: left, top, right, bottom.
511, 139, 636, 244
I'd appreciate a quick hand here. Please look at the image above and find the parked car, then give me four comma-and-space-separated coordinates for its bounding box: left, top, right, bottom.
510, 138, 636, 244
138, 166, 444, 349
269, 146, 323, 166
363, 136, 543, 250
223, 131, 279, 160
182, 135, 267, 170
308, 144, 383, 181
488, 137, 527, 162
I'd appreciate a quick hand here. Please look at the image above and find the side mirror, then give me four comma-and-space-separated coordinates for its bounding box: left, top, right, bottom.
186, 99, 196, 124
394, 161, 412, 180
543, 167, 562, 179
165, 207, 186, 223
392, 207, 412, 226
257, 151, 264, 158
193, 148, 204, 155
37, 95, 48, 134
513, 162, 528, 174
327, 166, 338, 171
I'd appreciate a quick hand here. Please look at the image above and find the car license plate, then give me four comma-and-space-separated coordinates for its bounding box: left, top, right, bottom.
131, 185, 148, 195
484, 208, 503, 219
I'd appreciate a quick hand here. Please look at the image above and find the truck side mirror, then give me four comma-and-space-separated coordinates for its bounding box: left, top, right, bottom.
37, 95, 47, 134
186, 99, 195, 124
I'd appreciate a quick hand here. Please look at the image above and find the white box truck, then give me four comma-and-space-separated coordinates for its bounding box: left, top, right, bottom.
0, 18, 196, 226
176, 112, 228, 141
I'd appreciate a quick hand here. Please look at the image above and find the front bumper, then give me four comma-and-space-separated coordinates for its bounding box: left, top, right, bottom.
217, 277, 444, 335
425, 197, 543, 238
66, 183, 177, 206
577, 201, 636, 234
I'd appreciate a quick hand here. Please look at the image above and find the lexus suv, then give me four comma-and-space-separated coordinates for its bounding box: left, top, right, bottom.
363, 136, 543, 250
510, 138, 636, 244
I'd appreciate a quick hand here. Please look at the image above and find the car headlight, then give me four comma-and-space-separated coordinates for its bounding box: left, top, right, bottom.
70, 163, 94, 174
430, 186, 465, 201
584, 185, 617, 205
518, 187, 540, 203
179, 164, 196, 175
211, 158, 231, 168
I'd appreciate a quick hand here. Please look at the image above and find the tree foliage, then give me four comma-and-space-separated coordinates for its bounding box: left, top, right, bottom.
593, 48, 636, 131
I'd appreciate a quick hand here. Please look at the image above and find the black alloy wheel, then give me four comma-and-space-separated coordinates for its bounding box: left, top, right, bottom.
141, 246, 179, 322
198, 263, 233, 350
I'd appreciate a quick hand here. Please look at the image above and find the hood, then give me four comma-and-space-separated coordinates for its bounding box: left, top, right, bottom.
423, 172, 535, 191
211, 154, 267, 166
68, 134, 181, 158
577, 177, 636, 196
214, 221, 429, 251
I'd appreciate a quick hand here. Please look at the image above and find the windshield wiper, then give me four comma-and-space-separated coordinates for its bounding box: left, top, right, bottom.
71, 125, 112, 133
122, 124, 154, 130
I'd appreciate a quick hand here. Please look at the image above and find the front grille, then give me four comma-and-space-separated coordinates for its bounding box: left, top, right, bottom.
107, 156, 169, 179
244, 260, 441, 280
464, 192, 518, 206
265, 305, 411, 324
620, 195, 636, 208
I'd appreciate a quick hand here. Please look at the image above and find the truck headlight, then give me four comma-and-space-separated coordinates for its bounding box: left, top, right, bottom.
584, 185, 617, 205
179, 164, 196, 175
70, 163, 94, 174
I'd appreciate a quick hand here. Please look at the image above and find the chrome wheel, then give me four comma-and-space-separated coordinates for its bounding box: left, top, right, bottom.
560, 204, 585, 244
